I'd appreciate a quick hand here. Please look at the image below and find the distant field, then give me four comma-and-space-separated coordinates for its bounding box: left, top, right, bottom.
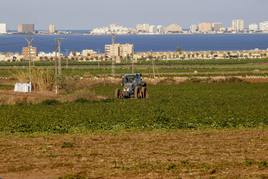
0, 82, 267, 133
1, 58, 268, 66
1, 58, 268, 77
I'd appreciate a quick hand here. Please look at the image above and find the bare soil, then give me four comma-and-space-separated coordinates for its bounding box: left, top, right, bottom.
0, 129, 267, 179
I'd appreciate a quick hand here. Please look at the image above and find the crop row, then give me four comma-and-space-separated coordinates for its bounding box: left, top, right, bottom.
0, 82, 267, 133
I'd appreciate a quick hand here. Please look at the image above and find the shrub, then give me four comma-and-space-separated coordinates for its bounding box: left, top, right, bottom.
41, 99, 60, 105
61, 142, 75, 149
258, 161, 268, 169
13, 68, 55, 91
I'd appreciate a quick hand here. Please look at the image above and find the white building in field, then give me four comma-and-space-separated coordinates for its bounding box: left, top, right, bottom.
0, 23, 7, 34
248, 24, 258, 32
259, 21, 268, 32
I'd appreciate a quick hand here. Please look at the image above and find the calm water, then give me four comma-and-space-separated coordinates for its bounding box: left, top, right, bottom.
0, 34, 268, 54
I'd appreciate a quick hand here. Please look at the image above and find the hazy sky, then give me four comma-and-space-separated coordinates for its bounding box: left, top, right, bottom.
0, 0, 267, 30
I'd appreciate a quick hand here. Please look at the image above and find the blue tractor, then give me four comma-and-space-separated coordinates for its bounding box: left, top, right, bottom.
115, 73, 148, 99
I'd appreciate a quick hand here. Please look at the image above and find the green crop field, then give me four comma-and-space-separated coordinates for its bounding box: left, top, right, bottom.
0, 58, 268, 66
1, 58, 268, 78
0, 82, 267, 134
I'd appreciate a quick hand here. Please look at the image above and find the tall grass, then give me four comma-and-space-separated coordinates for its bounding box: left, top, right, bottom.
13, 68, 55, 91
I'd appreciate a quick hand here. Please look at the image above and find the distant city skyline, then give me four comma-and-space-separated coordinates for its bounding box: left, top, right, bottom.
2, 19, 268, 31
0, 0, 267, 30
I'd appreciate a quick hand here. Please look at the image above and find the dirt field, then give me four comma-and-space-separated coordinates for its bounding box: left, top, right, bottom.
0, 129, 267, 179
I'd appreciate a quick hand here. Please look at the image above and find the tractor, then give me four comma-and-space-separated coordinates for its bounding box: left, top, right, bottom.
115, 73, 148, 99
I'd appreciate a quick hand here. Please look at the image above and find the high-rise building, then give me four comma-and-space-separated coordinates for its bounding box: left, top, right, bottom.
136, 24, 150, 33
48, 24, 56, 34
165, 24, 183, 33
212, 23, 224, 32
0, 23, 7, 34
190, 24, 198, 33
259, 21, 268, 32
156, 25, 164, 34
231, 19, 244, 32
198, 23, 213, 33
18, 24, 35, 33
119, 44, 134, 57
149, 25, 157, 34
248, 24, 258, 32
105, 43, 134, 58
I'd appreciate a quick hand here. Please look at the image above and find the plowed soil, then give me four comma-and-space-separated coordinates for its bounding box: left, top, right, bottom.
0, 129, 267, 179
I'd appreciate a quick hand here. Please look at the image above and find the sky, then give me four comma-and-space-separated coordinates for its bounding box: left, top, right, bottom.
0, 0, 267, 30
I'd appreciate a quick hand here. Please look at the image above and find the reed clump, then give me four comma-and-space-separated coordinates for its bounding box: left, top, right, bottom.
14, 68, 55, 91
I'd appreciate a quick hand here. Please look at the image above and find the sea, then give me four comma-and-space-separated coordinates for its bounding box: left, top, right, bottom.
1, 33, 268, 54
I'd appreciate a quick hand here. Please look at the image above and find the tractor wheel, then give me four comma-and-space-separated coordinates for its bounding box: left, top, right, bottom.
141, 87, 147, 99
134, 87, 140, 99
115, 89, 121, 99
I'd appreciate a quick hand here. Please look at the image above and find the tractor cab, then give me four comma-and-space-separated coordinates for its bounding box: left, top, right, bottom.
122, 73, 142, 86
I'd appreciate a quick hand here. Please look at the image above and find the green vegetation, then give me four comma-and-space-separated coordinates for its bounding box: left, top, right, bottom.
1, 58, 268, 66
0, 82, 267, 133
61, 141, 75, 149
258, 160, 268, 169
1, 58, 268, 77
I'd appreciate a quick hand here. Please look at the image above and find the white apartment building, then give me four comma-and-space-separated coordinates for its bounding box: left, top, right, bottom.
105, 43, 134, 58
248, 24, 258, 32
0, 23, 7, 34
232, 19, 244, 32
81, 49, 97, 57
165, 24, 182, 33
156, 25, 164, 34
149, 25, 157, 34
48, 24, 56, 34
91, 24, 129, 35
91, 27, 109, 35
212, 23, 224, 32
38, 52, 62, 58
136, 24, 150, 33
259, 21, 268, 32
109, 24, 129, 34
190, 24, 198, 33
